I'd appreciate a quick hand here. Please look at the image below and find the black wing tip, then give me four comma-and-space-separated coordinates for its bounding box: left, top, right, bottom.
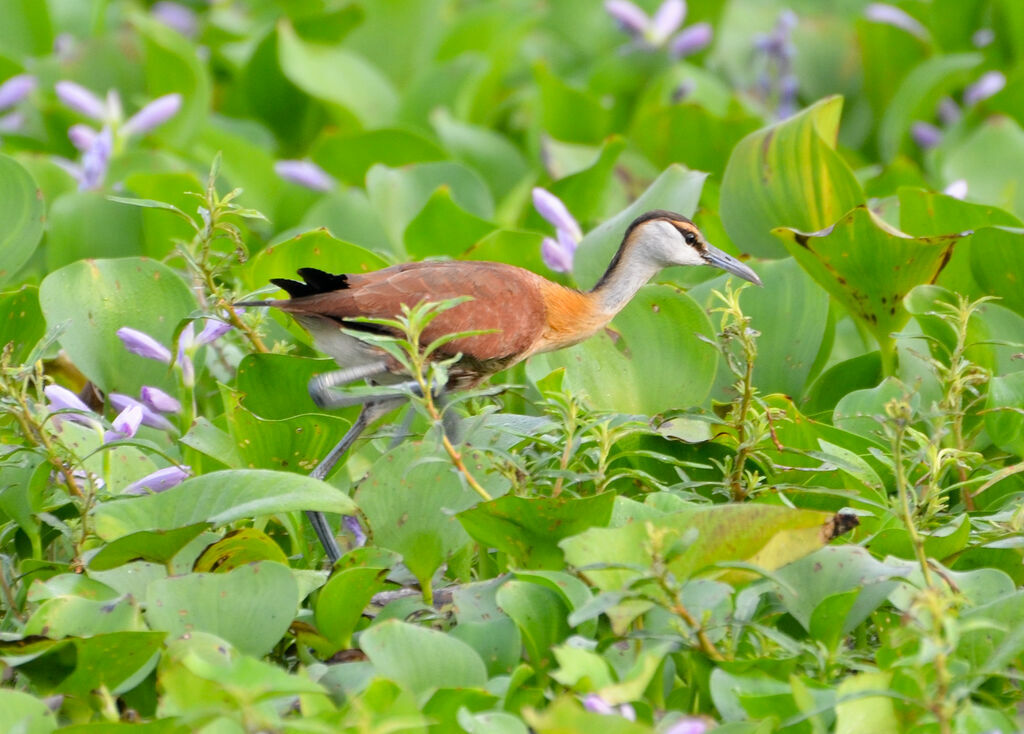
270, 269, 349, 299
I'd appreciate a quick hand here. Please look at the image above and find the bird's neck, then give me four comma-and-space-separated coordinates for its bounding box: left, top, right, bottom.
589, 244, 661, 315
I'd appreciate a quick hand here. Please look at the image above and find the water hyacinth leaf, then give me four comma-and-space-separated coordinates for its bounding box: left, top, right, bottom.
720, 96, 864, 259
298, 188, 393, 254
134, 13, 211, 147
897, 187, 1022, 236
312, 127, 447, 186
543, 136, 627, 225
561, 503, 847, 593
123, 171, 205, 259
23, 594, 144, 638
88, 523, 209, 571
277, 20, 398, 129
967, 227, 1024, 317
39, 257, 196, 395
802, 352, 883, 419
247, 229, 389, 297
461, 229, 548, 274
180, 417, 243, 470
495, 580, 571, 670
192, 528, 291, 573
522, 697, 648, 733
145, 561, 297, 657
431, 109, 530, 201
573, 165, 706, 289
0, 285, 44, 365
457, 493, 616, 570
775, 207, 959, 357
533, 62, 610, 145
835, 672, 900, 734
0, 155, 44, 287
528, 284, 717, 415
354, 441, 509, 598
942, 117, 1024, 220
314, 566, 390, 649
877, 53, 981, 162
0, 689, 55, 734
986, 372, 1024, 457
91, 469, 358, 540
236, 354, 356, 422
359, 620, 487, 696
47, 192, 147, 271
404, 187, 497, 259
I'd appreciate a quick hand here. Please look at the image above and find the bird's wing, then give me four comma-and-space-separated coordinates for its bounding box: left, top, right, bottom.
279, 261, 550, 362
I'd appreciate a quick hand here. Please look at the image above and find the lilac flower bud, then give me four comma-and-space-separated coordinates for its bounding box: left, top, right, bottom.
777, 9, 798, 32
670, 21, 713, 57
936, 96, 961, 126
68, 123, 98, 151
541, 236, 573, 273
0, 111, 24, 133
152, 1, 199, 38
963, 71, 1006, 106
864, 4, 928, 41
196, 318, 232, 346
274, 160, 335, 192
532, 187, 582, 242
0, 75, 36, 110
911, 121, 943, 149
648, 0, 685, 46
944, 179, 968, 200
121, 93, 182, 137
972, 28, 994, 48
109, 393, 176, 431
104, 404, 143, 442
140, 386, 182, 414
123, 465, 191, 495
343, 515, 367, 547
55, 81, 107, 121
79, 126, 112, 191
44, 384, 96, 424
582, 694, 615, 716
605, 0, 649, 35
665, 718, 710, 734
177, 323, 195, 387
117, 327, 172, 363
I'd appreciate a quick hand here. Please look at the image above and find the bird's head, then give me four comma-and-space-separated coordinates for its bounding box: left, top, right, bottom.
625, 210, 762, 286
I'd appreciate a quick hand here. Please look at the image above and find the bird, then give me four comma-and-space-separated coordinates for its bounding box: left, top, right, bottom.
239, 210, 761, 562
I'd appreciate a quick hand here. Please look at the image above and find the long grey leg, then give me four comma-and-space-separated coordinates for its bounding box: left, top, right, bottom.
309, 362, 391, 409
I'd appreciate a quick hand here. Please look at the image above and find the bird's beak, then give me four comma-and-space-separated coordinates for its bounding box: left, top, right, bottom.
702, 243, 762, 286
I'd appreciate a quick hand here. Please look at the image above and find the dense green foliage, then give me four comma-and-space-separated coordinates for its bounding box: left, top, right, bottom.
1, 0, 1024, 731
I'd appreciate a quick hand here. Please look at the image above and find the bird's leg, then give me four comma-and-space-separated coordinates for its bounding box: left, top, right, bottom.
308, 362, 391, 409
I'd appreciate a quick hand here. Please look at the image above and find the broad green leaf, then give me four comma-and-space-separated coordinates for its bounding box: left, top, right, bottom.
240, 27, 319, 146
986, 371, 1024, 456
235, 354, 352, 421
720, 96, 864, 259
458, 709, 529, 734
776, 207, 959, 356
145, 561, 297, 657
0, 155, 44, 286
312, 127, 447, 186
46, 191, 145, 270
23, 594, 144, 638
122, 171, 205, 259
534, 62, 610, 145
298, 188, 393, 254
354, 441, 508, 598
0, 689, 56, 734
277, 20, 397, 128
431, 109, 530, 201
856, 17, 929, 123
523, 696, 648, 733
315, 566, 389, 648
0, 285, 45, 365
0, 0, 51, 56
544, 136, 626, 225
88, 523, 209, 571
877, 53, 980, 160
496, 579, 571, 670
342, 0, 444, 88
461, 229, 548, 274
942, 116, 1024, 220
457, 493, 615, 570
528, 284, 718, 415
897, 187, 1022, 237
180, 417, 243, 469
192, 528, 291, 573
247, 229, 389, 296
834, 672, 899, 734
450, 618, 522, 677
833, 377, 909, 442
404, 187, 496, 259
91, 469, 358, 540
803, 352, 883, 419
968, 227, 1024, 317
360, 619, 487, 695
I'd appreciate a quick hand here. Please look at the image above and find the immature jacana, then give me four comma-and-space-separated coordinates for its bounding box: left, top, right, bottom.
241, 210, 760, 561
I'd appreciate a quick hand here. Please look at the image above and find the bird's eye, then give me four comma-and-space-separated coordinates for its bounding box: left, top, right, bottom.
683, 230, 697, 245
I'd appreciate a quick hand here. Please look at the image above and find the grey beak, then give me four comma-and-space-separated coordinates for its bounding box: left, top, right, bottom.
703, 243, 762, 286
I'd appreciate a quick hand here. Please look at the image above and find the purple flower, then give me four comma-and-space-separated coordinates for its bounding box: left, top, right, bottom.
123, 465, 191, 496
532, 188, 582, 241
605, 1, 649, 34
0, 111, 24, 133
343, 515, 367, 547
44, 384, 100, 427
118, 327, 172, 363
79, 126, 112, 191
649, 0, 684, 45
972, 28, 994, 48
68, 123, 98, 151
936, 96, 961, 126
274, 160, 335, 192
911, 121, 943, 149
104, 404, 143, 443
944, 179, 968, 200
541, 229, 578, 273
110, 393, 176, 431
196, 317, 233, 346
963, 71, 1006, 106
177, 323, 195, 387
121, 93, 182, 137
581, 694, 635, 721
665, 717, 710, 734
152, 1, 199, 38
55, 81, 107, 121
864, 3, 928, 41
0, 75, 35, 110
140, 386, 182, 414
752, 10, 799, 119
670, 21, 713, 58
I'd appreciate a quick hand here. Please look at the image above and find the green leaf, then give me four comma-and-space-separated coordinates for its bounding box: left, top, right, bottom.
534, 62, 610, 145
404, 187, 496, 259
247, 229, 389, 295
91, 469, 358, 540
0, 155, 44, 287
23, 593, 144, 638
39, 257, 196, 395
360, 619, 487, 695
192, 528, 291, 573
0, 285, 45, 365
0, 0, 51, 56
943, 116, 1024, 220
897, 187, 1022, 237
45, 191, 145, 271
145, 561, 298, 657
528, 284, 718, 415
431, 109, 530, 201
496, 579, 571, 670
776, 207, 959, 354
312, 127, 447, 186
545, 136, 626, 224
0, 689, 56, 734
88, 523, 209, 571
986, 371, 1024, 456
803, 352, 883, 419
315, 566, 390, 648
277, 20, 397, 128
457, 493, 615, 570
968, 227, 1024, 317
720, 96, 865, 259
